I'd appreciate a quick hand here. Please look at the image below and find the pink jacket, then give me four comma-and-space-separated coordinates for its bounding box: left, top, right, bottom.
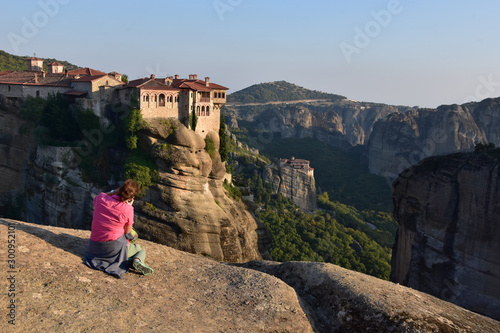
90, 193, 134, 242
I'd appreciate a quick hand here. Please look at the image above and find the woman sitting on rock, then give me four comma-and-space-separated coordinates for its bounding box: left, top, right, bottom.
85, 179, 153, 278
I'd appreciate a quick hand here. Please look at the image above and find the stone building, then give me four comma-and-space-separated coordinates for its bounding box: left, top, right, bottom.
0, 57, 123, 117
0, 58, 229, 136
117, 74, 228, 137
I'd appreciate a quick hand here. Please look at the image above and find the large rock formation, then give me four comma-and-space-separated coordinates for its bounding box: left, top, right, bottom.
2, 219, 499, 332
134, 119, 270, 262
0, 96, 36, 214
0, 97, 269, 262
392, 151, 500, 320
227, 96, 500, 179
227, 101, 401, 150
22, 145, 99, 229
368, 104, 488, 179
263, 158, 317, 211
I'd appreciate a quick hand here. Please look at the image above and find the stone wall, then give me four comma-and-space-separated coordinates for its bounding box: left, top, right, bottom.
22, 85, 68, 99
0, 83, 23, 99
195, 104, 221, 138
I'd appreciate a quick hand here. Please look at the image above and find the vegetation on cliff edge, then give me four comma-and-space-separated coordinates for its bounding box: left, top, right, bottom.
0, 50, 80, 72
227, 81, 346, 104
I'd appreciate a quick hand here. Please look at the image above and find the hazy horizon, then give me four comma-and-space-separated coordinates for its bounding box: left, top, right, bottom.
1, 0, 499, 108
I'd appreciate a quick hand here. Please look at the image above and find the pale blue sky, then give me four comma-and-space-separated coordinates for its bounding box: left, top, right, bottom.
1, 0, 499, 107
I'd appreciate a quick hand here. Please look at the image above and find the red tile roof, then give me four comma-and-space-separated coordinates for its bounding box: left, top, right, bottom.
72, 74, 106, 82
0, 71, 15, 77
171, 79, 228, 91
66, 68, 107, 76
72, 74, 124, 85
122, 78, 181, 91
0, 71, 72, 87
125, 78, 151, 88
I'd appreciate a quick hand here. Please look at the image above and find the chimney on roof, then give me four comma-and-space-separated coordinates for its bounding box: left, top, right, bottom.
34, 73, 38, 83
150, 74, 155, 79
65, 69, 68, 77
175, 74, 179, 79
188, 74, 193, 80
42, 71, 46, 78
193, 74, 197, 80
205, 77, 210, 87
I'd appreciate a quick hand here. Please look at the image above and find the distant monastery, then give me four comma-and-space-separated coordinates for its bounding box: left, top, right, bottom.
0, 57, 228, 137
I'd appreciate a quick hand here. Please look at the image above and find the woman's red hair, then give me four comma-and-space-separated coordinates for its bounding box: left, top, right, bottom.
115, 179, 141, 202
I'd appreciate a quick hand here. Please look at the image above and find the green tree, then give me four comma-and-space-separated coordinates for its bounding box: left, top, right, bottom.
204, 136, 216, 158
219, 113, 228, 162
190, 109, 198, 131
124, 107, 144, 150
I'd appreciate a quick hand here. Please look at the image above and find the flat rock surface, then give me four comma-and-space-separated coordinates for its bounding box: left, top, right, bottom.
1, 218, 499, 332
0, 219, 313, 332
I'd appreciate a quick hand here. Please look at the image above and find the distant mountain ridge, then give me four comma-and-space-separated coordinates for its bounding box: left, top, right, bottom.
227, 80, 346, 104
0, 50, 80, 72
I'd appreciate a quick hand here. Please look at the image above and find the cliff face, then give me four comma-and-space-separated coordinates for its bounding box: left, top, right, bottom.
227, 101, 402, 149
0, 97, 269, 262
3, 219, 499, 332
392, 152, 500, 320
134, 119, 270, 262
228, 97, 500, 179
0, 96, 36, 212
263, 163, 317, 211
22, 145, 98, 229
368, 104, 488, 179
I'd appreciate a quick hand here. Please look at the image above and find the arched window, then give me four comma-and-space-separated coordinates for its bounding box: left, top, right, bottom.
36, 90, 40, 97
206, 106, 210, 116
175, 96, 178, 102
159, 94, 165, 107
201, 106, 205, 117
196, 106, 201, 116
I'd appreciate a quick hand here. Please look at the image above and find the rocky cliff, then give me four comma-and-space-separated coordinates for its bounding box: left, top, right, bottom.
227, 95, 500, 179
2, 219, 499, 332
133, 118, 270, 262
0, 95, 269, 263
368, 103, 490, 179
227, 100, 402, 150
0, 96, 36, 215
22, 145, 99, 229
263, 163, 316, 211
392, 151, 500, 320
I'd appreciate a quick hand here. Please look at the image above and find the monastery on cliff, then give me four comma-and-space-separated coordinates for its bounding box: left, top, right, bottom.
0, 57, 228, 137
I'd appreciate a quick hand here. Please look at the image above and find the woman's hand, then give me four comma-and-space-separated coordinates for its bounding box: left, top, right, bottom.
126, 198, 134, 205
